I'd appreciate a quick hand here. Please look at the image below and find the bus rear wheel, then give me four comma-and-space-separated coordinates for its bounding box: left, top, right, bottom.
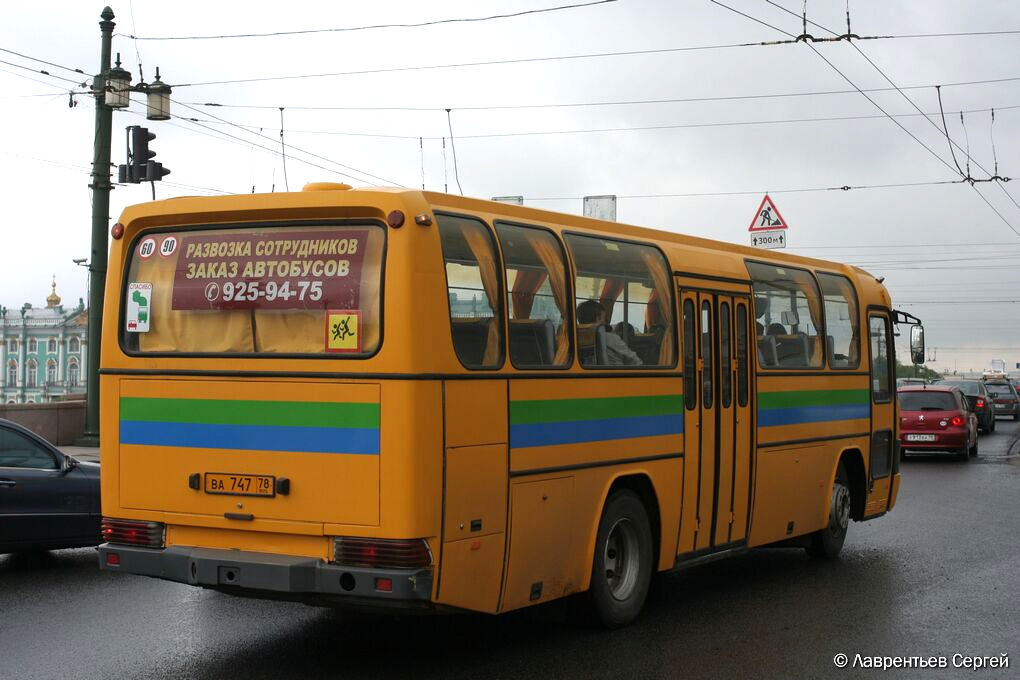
588, 490, 653, 628
806, 461, 851, 560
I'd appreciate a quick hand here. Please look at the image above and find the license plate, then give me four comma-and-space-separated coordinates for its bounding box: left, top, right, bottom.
996, 404, 1006, 408
905, 434, 936, 442
204, 473, 275, 497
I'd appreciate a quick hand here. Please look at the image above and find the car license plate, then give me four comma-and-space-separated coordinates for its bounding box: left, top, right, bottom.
204, 473, 275, 497
996, 404, 1006, 408
905, 434, 937, 442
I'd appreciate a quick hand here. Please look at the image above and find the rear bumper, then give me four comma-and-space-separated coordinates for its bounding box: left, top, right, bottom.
98, 544, 433, 608
900, 432, 968, 451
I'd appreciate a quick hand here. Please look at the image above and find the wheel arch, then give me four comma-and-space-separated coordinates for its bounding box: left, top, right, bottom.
580, 472, 664, 592
836, 447, 867, 521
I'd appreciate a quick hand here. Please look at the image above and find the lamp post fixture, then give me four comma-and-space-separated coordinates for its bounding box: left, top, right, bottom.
79, 6, 171, 447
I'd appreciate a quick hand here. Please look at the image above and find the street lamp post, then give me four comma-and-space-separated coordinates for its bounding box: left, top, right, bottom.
77, 7, 116, 446
78, 7, 172, 446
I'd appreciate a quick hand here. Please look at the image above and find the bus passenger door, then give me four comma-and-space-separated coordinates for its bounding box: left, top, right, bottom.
679, 290, 754, 555
680, 291, 717, 552
729, 299, 753, 543
865, 312, 895, 517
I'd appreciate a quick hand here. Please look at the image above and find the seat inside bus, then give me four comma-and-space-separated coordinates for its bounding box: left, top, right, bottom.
450, 317, 494, 366
577, 323, 608, 366
508, 318, 555, 366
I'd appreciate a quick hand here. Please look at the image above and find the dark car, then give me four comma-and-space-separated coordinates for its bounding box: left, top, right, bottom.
934, 379, 996, 433
898, 386, 978, 460
983, 380, 1020, 421
0, 419, 101, 554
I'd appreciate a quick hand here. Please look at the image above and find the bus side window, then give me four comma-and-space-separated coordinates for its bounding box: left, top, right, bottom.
869, 316, 892, 402
736, 303, 748, 407
564, 234, 676, 369
816, 272, 860, 369
683, 299, 697, 410
746, 262, 824, 369
720, 301, 731, 408
495, 222, 572, 368
437, 214, 505, 369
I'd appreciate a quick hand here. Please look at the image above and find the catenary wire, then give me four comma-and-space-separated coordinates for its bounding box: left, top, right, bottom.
0, 57, 89, 86
714, 1, 1020, 237
179, 75, 1020, 112
767, 0, 1020, 216
170, 98, 405, 186
0, 47, 87, 77
120, 0, 618, 40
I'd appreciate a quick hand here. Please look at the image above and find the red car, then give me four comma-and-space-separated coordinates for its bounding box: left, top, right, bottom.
898, 385, 978, 461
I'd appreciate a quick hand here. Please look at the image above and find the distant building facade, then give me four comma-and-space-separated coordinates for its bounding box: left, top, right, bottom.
1, 279, 87, 404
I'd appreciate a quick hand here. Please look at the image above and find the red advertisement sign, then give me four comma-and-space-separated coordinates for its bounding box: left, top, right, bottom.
171, 230, 367, 310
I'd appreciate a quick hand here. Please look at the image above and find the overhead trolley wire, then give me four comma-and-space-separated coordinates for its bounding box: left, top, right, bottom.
169, 40, 785, 88
0, 47, 87, 78
181, 75, 1020, 112
524, 178, 963, 201
0, 57, 89, 87
171, 104, 1020, 141
768, 0, 1020, 215
710, 0, 1020, 238
167, 28, 1020, 89
170, 96, 401, 186
120, 0, 619, 40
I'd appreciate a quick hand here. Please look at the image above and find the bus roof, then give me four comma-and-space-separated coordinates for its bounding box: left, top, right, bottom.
117, 185, 885, 295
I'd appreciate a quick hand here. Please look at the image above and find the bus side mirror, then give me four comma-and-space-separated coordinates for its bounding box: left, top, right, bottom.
910, 325, 925, 365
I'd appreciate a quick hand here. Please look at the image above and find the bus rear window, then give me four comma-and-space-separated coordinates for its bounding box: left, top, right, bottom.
120, 223, 384, 355
898, 392, 958, 411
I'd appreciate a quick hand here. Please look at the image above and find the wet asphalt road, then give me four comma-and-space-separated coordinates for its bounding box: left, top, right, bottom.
3, 424, 1020, 680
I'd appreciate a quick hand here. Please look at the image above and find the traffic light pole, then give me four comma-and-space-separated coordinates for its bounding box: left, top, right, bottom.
78, 6, 116, 447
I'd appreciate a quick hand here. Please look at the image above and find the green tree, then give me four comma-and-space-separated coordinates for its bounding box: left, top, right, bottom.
895, 359, 941, 381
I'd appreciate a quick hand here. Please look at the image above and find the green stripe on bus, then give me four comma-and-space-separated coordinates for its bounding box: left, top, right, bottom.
757, 389, 869, 410
510, 394, 683, 425
120, 397, 380, 429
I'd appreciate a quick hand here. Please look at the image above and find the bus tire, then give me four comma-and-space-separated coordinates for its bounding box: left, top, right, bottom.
806, 461, 851, 560
588, 490, 653, 628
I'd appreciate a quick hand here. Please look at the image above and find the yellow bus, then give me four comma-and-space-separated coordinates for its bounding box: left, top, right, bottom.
98, 183, 924, 627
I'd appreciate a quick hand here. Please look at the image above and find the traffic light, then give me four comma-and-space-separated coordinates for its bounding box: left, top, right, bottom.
118, 125, 170, 184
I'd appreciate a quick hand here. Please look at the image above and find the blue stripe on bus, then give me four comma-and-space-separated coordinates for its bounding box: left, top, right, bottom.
120, 420, 380, 454
510, 413, 684, 449
757, 403, 870, 428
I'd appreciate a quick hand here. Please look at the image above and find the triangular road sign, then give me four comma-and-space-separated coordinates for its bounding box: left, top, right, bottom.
748, 194, 789, 231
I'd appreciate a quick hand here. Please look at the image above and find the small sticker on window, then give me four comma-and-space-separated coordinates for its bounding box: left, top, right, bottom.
159, 236, 178, 257
874, 379, 881, 392
604, 242, 620, 251
126, 283, 152, 333
325, 310, 361, 353
138, 237, 157, 259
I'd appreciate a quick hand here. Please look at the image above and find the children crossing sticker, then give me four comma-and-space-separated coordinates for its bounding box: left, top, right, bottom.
325, 310, 361, 353
126, 282, 152, 333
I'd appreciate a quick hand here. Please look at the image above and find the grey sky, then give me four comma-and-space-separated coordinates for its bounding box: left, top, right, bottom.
2, 0, 1019, 373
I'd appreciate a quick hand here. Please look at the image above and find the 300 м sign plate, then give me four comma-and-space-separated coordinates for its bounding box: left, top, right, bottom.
750, 229, 787, 249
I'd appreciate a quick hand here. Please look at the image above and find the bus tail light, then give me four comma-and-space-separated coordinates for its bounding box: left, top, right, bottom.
101, 517, 166, 548
332, 537, 432, 569
950, 416, 964, 427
